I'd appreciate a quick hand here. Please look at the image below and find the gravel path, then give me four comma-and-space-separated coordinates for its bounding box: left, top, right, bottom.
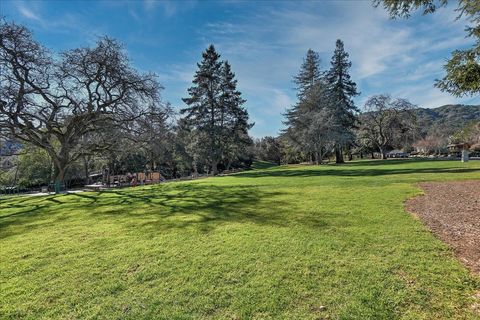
406, 180, 480, 275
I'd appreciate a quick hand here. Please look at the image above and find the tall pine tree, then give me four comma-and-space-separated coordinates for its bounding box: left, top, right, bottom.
285, 49, 323, 128
294, 49, 323, 99
182, 45, 223, 174
326, 39, 359, 163
181, 45, 251, 175
284, 49, 329, 163
220, 61, 252, 170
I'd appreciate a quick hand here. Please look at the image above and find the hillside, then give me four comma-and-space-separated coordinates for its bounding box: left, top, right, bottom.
415, 104, 480, 135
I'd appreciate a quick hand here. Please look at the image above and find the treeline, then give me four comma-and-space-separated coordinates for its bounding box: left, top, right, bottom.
0, 20, 252, 192
254, 44, 479, 165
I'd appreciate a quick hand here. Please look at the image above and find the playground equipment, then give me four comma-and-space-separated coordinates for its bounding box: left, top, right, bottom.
106, 171, 164, 187
84, 170, 165, 191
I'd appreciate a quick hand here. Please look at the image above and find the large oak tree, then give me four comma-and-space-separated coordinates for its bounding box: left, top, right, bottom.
0, 20, 162, 192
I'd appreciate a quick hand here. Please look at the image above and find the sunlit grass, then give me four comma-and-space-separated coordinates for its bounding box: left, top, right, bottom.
1, 159, 479, 319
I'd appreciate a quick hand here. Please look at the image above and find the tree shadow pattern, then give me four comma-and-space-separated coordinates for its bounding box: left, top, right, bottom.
0, 184, 301, 238
1, 159, 478, 239
235, 160, 479, 179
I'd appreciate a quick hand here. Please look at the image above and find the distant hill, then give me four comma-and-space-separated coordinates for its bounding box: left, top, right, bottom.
414, 104, 480, 135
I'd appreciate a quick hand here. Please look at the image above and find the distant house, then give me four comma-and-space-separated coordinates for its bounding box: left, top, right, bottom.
386, 150, 409, 158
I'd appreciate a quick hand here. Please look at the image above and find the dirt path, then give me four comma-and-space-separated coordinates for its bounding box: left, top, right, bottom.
406, 180, 480, 275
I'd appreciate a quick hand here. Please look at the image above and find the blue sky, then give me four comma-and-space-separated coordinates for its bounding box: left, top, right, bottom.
2, 0, 479, 137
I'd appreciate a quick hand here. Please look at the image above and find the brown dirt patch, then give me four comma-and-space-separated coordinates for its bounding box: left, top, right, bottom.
405, 180, 480, 275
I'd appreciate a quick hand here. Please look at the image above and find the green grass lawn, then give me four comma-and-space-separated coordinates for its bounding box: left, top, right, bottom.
1, 160, 480, 319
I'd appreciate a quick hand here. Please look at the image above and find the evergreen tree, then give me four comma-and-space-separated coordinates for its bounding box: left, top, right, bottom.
181, 45, 223, 174
326, 39, 359, 163
284, 49, 324, 129
298, 82, 339, 164
294, 49, 323, 98
284, 49, 334, 163
219, 61, 253, 169
181, 46, 251, 175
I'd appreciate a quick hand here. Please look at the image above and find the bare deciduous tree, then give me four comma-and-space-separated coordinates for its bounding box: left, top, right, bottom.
0, 20, 161, 192
360, 95, 417, 159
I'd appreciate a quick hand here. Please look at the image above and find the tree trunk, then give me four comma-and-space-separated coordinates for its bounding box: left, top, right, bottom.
335, 146, 344, 164
173, 166, 178, 179
211, 160, 218, 176
105, 167, 111, 187
379, 147, 387, 160
371, 152, 375, 159
83, 156, 90, 186
226, 159, 232, 171
53, 163, 66, 194
193, 160, 198, 177
46, 146, 70, 194
13, 162, 19, 194
319, 151, 325, 165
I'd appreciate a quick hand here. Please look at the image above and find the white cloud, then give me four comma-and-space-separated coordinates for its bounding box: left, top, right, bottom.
129, 8, 141, 22
270, 88, 295, 112
143, 0, 197, 18
143, 0, 157, 11
15, 2, 44, 24
402, 60, 444, 82
157, 64, 196, 84
12, 1, 106, 45
18, 7, 41, 21
391, 80, 479, 108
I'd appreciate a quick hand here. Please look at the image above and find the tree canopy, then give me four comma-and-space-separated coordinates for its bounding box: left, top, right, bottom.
181, 45, 252, 175
0, 20, 163, 191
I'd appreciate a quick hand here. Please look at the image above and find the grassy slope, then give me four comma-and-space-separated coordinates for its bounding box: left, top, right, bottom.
1, 159, 480, 319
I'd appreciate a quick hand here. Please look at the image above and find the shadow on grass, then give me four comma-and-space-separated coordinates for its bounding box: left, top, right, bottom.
235, 163, 479, 179
78, 184, 297, 233
0, 202, 69, 239
251, 160, 279, 170
0, 183, 319, 237
338, 159, 416, 166
4, 159, 474, 238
